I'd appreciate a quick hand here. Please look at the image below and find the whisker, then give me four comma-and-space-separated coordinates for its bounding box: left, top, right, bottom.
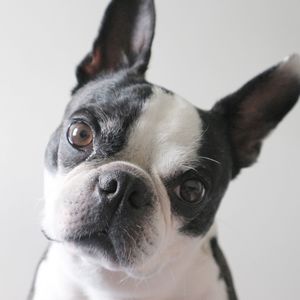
199, 156, 221, 165
119, 274, 130, 285
199, 124, 209, 139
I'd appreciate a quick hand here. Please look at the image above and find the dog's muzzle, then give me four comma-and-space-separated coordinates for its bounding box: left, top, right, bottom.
44, 162, 157, 264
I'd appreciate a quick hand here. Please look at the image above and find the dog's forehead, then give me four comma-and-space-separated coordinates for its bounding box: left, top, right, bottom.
67, 73, 152, 117
118, 87, 202, 176
49, 74, 203, 175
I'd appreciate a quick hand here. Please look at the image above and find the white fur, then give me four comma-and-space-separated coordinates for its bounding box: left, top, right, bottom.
119, 87, 203, 177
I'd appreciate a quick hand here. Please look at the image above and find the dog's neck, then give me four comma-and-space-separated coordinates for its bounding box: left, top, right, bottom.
37, 224, 228, 300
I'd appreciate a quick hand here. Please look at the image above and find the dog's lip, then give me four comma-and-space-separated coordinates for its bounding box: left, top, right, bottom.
66, 230, 109, 243
42, 229, 63, 243
66, 229, 118, 262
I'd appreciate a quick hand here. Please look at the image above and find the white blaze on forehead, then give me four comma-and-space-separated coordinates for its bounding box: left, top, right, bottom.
122, 87, 203, 176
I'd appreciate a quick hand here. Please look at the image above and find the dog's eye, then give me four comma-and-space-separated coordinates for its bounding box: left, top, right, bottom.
67, 122, 93, 148
176, 179, 206, 203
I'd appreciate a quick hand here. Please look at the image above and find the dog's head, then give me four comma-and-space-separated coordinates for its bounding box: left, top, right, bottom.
42, 0, 300, 277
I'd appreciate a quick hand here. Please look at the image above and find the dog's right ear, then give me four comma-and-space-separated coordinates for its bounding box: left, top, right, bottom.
75, 0, 155, 87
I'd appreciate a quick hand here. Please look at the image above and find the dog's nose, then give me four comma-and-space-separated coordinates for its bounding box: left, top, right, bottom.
98, 170, 150, 209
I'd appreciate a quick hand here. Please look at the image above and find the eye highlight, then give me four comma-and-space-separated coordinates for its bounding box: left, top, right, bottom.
67, 121, 93, 149
175, 179, 206, 203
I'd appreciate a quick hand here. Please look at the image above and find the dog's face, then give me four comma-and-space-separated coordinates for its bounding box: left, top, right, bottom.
42, 0, 300, 277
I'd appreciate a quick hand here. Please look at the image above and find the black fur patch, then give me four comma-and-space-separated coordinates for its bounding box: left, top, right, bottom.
210, 237, 238, 300
166, 109, 233, 236
44, 126, 61, 172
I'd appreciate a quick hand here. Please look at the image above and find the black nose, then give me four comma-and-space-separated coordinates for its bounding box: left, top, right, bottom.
98, 170, 151, 209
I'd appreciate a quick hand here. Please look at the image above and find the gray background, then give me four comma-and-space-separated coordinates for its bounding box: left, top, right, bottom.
0, 0, 299, 299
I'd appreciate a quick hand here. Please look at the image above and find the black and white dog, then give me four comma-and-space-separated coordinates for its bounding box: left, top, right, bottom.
29, 0, 300, 299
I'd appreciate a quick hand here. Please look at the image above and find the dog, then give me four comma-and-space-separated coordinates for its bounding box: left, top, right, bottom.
28, 0, 300, 299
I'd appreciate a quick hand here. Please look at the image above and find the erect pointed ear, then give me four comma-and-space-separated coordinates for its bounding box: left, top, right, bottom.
213, 54, 300, 177
76, 0, 155, 86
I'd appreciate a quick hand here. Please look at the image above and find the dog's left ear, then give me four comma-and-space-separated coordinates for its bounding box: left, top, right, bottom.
213, 54, 300, 177
76, 0, 155, 86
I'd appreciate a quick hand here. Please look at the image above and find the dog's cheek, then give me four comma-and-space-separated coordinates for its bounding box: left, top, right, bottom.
42, 167, 99, 240
42, 170, 66, 240
126, 205, 167, 276
44, 126, 62, 173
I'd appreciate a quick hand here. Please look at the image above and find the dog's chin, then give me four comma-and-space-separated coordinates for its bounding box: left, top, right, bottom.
61, 243, 160, 279
63, 238, 125, 273
52, 228, 162, 277
66, 231, 118, 262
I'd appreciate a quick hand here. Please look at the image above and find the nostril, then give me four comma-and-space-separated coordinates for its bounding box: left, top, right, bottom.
98, 171, 151, 209
99, 178, 118, 195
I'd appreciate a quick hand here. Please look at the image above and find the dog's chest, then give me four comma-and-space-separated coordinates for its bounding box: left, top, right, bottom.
33, 242, 228, 300
83, 265, 228, 300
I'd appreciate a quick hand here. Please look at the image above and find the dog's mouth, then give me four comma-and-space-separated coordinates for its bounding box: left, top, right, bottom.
65, 228, 119, 262
43, 227, 109, 244
70, 230, 108, 242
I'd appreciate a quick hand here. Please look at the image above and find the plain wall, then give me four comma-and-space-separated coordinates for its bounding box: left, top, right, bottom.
0, 0, 299, 299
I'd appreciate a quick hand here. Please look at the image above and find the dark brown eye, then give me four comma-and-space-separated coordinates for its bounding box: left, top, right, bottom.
176, 179, 206, 203
67, 122, 93, 148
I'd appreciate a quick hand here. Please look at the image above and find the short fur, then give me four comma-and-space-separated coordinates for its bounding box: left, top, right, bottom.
29, 1, 300, 299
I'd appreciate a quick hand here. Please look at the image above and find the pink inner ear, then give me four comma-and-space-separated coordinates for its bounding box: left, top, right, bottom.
85, 48, 102, 77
